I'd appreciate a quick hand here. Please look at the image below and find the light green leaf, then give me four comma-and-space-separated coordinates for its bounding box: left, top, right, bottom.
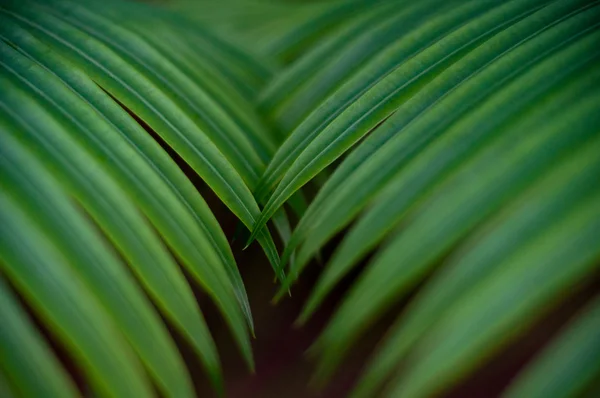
0, 277, 79, 398
1, 0, 282, 278
0, 132, 154, 398
0, 73, 197, 398
0, 15, 256, 335
0, 40, 254, 375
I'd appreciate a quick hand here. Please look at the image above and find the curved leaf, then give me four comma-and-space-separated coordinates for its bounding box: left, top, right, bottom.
2, 1, 599, 397
385, 178, 600, 398
259, 0, 428, 132
300, 23, 600, 316
132, 0, 276, 98
311, 73, 600, 382
0, 61, 224, 395
44, 0, 267, 188
252, 0, 500, 204
0, 277, 79, 398
258, 0, 398, 113
0, 39, 253, 374
0, 132, 154, 398
1, 0, 281, 278
0, 70, 197, 398
351, 91, 600, 395
0, 13, 254, 333
249, 0, 549, 244
503, 297, 600, 398
286, 1, 600, 299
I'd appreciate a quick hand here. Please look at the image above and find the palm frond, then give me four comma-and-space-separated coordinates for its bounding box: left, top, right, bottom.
0, 0, 275, 393
279, 0, 599, 284
246, 0, 556, 244
292, 2, 600, 306
1, 0, 599, 397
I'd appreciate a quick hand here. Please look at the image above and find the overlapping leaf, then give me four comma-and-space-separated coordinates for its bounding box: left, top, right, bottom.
308, 28, 600, 382
0, 131, 159, 397
248, 0, 552, 244
2, 0, 599, 397
291, 1, 600, 304
0, 0, 282, 393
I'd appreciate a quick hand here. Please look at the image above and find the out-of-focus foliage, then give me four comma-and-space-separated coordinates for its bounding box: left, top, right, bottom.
0, 0, 599, 397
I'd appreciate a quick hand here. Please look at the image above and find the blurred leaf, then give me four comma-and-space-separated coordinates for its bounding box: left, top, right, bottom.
352, 77, 600, 395
385, 172, 600, 397
0, 277, 79, 398
503, 296, 600, 398
1, 0, 599, 396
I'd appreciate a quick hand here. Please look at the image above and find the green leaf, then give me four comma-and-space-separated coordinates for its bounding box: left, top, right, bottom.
0, 371, 18, 398
262, 0, 378, 64
0, 38, 254, 375
351, 104, 600, 397
0, 59, 224, 395
384, 179, 600, 398
310, 63, 600, 382
2, 1, 599, 396
46, 0, 267, 188
298, 23, 600, 317
285, 0, 600, 297
1, 0, 282, 278
0, 68, 200, 398
0, 14, 254, 331
259, 0, 418, 131
0, 132, 154, 398
252, 0, 501, 203
261, 0, 471, 134
248, 0, 549, 245
0, 277, 79, 398
128, 0, 276, 98
132, 22, 279, 164
503, 297, 600, 398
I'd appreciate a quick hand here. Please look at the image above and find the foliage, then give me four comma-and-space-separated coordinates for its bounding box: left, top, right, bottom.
0, 0, 599, 397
